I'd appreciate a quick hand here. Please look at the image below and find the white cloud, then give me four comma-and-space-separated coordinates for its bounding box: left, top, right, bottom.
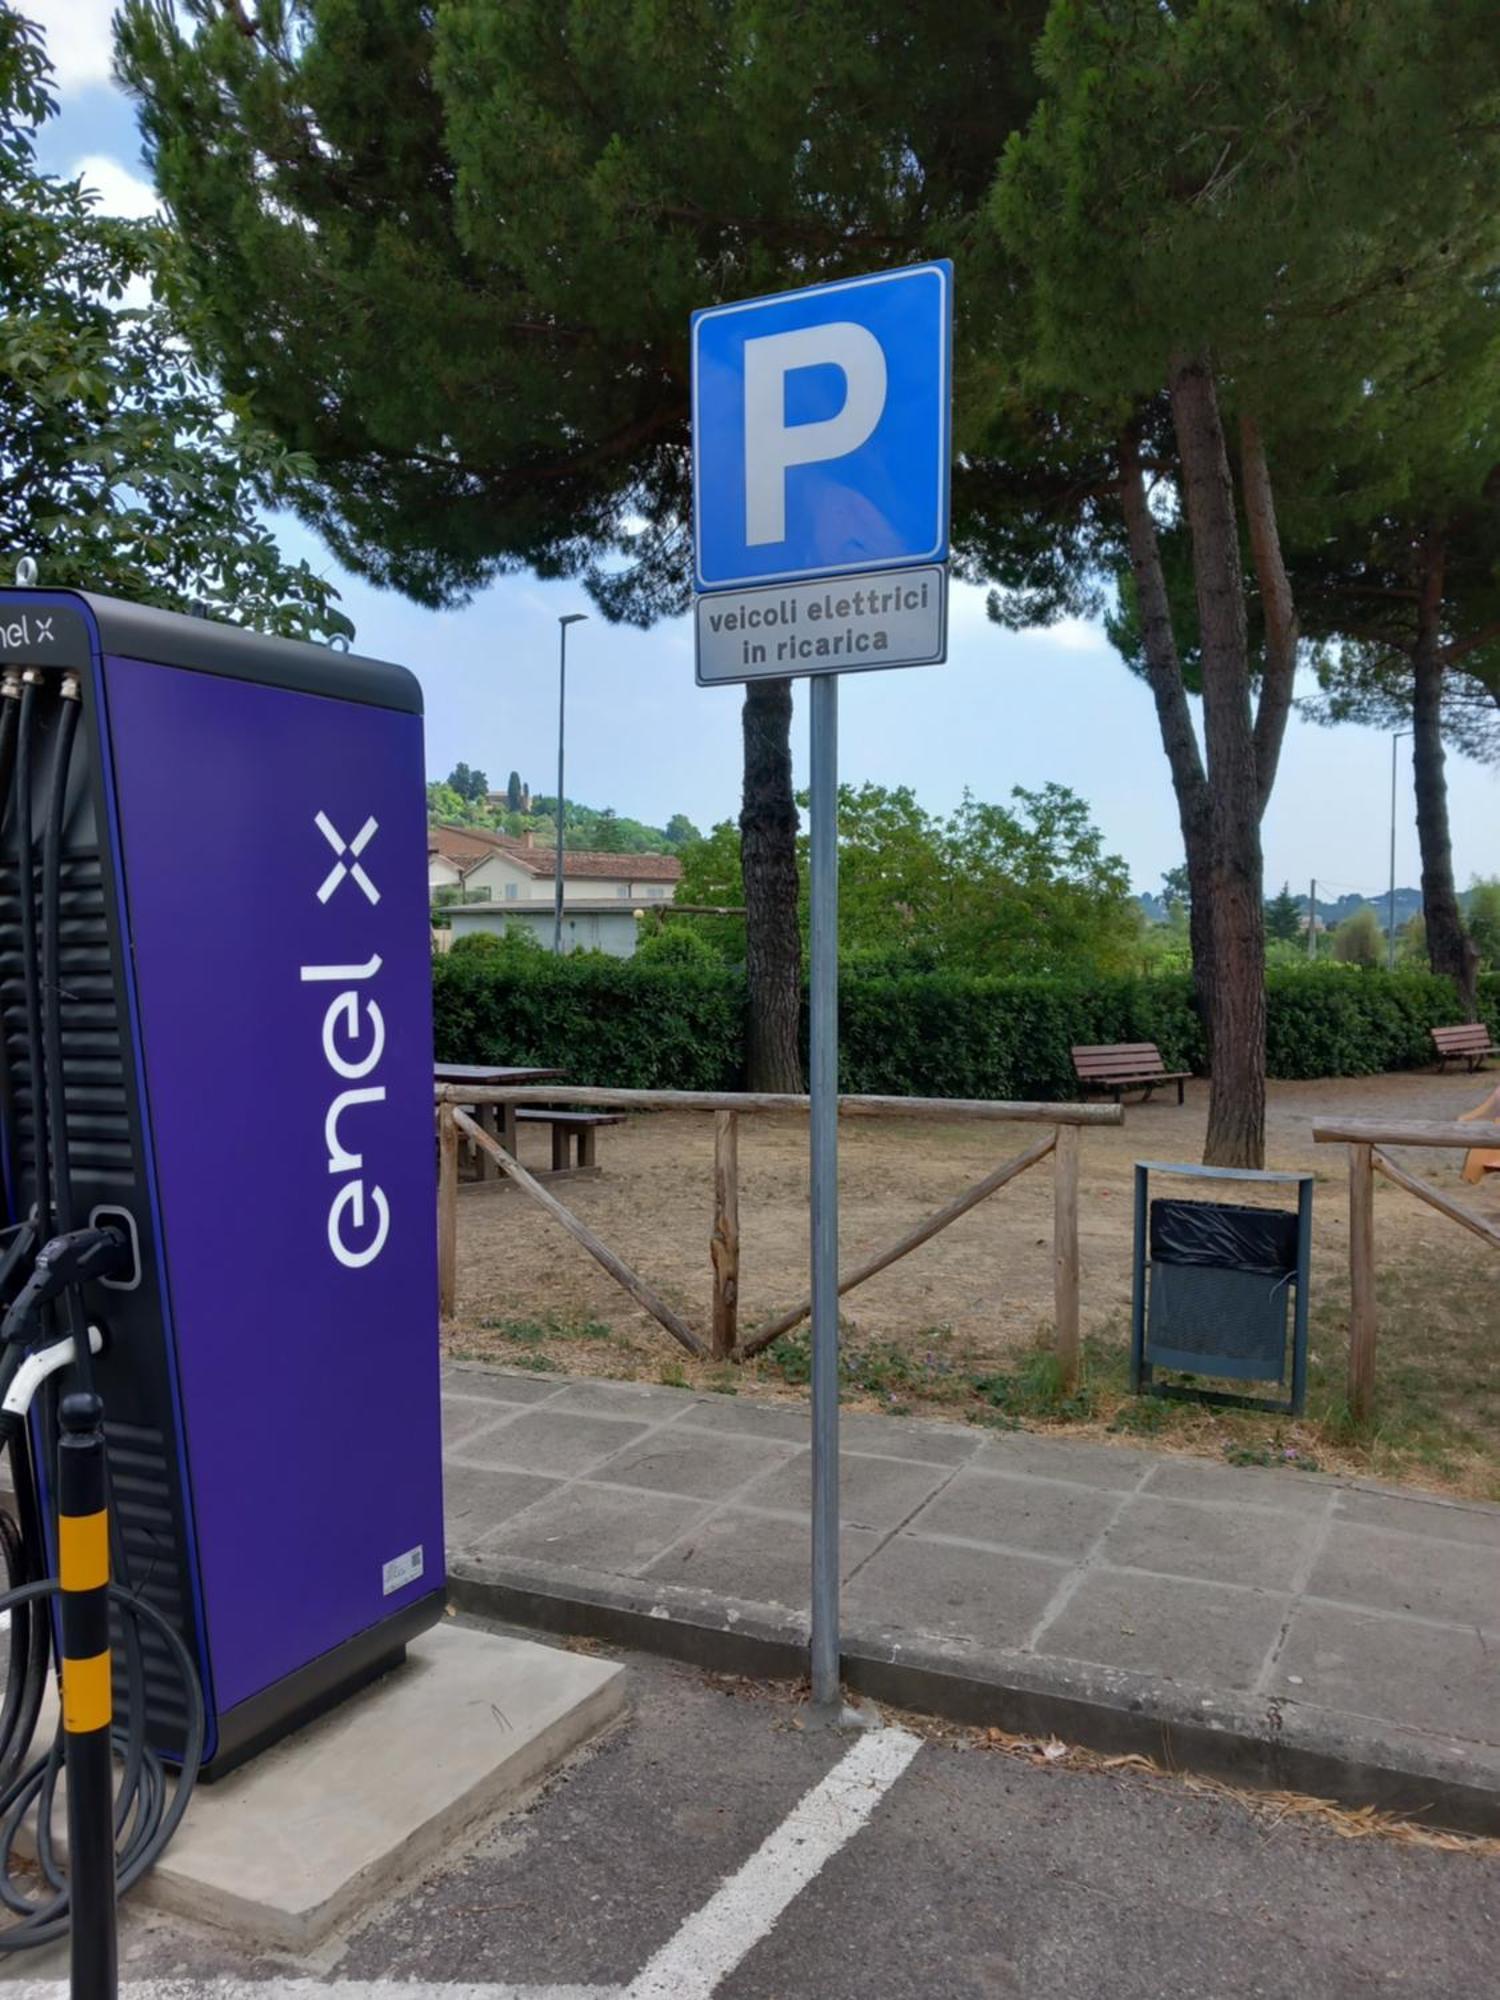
73, 153, 161, 220
28, 0, 121, 94
1024, 616, 1108, 655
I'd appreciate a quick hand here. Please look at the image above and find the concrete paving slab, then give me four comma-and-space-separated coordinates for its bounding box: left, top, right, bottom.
142, 1622, 625, 1949
444, 1364, 567, 1405
445, 1464, 560, 1540
547, 1377, 705, 1417
478, 1481, 707, 1572
440, 1364, 1500, 1831
835, 1410, 987, 1466
442, 1397, 513, 1447
451, 1406, 653, 1475
1140, 1456, 1322, 1512
845, 1533, 1069, 1654
972, 1430, 1155, 1491
674, 1397, 813, 1442
1102, 1490, 1329, 1592
1333, 1485, 1500, 1550
640, 1506, 882, 1606
736, 1445, 951, 1529
909, 1465, 1122, 1558
1306, 1519, 1500, 1629
1038, 1568, 1288, 1690
592, 1425, 792, 1498
1270, 1599, 1500, 1744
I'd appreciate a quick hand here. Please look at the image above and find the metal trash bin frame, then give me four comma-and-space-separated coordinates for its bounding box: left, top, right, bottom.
1130, 1161, 1313, 1417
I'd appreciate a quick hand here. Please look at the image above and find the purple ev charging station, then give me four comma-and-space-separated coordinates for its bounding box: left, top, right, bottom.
0, 587, 444, 1774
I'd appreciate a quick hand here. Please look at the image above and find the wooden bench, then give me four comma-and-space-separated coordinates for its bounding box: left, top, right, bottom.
1072, 1042, 1190, 1105
1431, 1023, 1499, 1073
515, 1107, 626, 1172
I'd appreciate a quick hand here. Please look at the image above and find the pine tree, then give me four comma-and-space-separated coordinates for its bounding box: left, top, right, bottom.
988, 0, 1500, 1161
0, 13, 349, 637
1265, 883, 1303, 945
116, 0, 1049, 1090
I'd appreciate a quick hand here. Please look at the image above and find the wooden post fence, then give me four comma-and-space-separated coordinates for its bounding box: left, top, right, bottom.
1053, 1123, 1081, 1392
1313, 1118, 1500, 1424
437, 1085, 1123, 1370
437, 1100, 459, 1319
711, 1111, 740, 1360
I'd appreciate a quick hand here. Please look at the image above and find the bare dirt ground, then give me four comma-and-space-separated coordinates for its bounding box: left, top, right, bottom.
445, 1072, 1500, 1496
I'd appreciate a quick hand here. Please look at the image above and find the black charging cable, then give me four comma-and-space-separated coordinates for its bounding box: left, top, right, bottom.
0, 668, 204, 1950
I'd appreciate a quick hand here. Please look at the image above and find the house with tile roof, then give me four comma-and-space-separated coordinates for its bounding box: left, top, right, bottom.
428, 822, 681, 907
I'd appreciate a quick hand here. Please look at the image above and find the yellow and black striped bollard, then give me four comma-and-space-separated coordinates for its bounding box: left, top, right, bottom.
59, 1390, 117, 1999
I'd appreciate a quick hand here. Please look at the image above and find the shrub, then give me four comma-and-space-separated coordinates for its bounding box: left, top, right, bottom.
432, 950, 743, 1089
432, 956, 1500, 1097
633, 924, 724, 968
447, 925, 544, 962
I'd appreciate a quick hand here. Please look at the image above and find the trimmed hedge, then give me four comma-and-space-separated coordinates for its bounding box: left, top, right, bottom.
432, 950, 744, 1090
432, 955, 1500, 1099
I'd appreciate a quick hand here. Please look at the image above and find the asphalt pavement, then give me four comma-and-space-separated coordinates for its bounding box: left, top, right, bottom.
28, 1626, 1498, 2000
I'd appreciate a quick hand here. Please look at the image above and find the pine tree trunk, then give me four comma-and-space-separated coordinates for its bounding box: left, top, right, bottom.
1412, 537, 1479, 1017
1169, 356, 1267, 1169
740, 678, 804, 1091
1239, 413, 1299, 817
1117, 429, 1216, 1068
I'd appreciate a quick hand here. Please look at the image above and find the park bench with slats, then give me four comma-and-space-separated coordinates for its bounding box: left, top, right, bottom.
1431, 1023, 1498, 1073
1072, 1042, 1190, 1105
515, 1107, 627, 1172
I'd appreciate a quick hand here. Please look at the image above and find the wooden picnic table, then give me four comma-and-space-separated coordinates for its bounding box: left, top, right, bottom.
434, 1063, 566, 1179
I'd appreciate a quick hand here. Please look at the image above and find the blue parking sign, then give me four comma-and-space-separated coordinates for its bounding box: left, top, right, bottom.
692, 262, 951, 592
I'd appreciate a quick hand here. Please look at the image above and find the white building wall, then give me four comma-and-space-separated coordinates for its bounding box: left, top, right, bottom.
446, 903, 640, 958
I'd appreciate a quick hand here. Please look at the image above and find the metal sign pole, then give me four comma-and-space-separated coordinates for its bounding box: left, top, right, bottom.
808, 670, 840, 1717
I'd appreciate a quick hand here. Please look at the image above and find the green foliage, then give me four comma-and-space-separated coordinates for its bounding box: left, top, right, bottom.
1331, 907, 1384, 968
676, 782, 1139, 977
831, 781, 1140, 975
1467, 879, 1500, 969
0, 13, 350, 638
632, 925, 723, 969
836, 970, 1203, 1099
445, 763, 489, 804
433, 957, 1500, 1098
432, 951, 745, 1091
1397, 912, 1428, 968
1265, 883, 1304, 945
118, 0, 1047, 621
505, 770, 523, 812
447, 926, 545, 964
1262, 967, 1484, 1078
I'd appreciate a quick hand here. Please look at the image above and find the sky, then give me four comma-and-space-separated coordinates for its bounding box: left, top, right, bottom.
23, 1, 1496, 904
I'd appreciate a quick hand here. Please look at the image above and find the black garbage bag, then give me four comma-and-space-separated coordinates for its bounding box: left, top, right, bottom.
1149, 1198, 1298, 1277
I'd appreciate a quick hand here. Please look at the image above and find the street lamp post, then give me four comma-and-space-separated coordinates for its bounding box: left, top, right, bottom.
1388, 727, 1412, 971
553, 614, 588, 955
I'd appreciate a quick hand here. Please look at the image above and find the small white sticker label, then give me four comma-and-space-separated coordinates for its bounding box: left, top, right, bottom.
382, 1545, 424, 1596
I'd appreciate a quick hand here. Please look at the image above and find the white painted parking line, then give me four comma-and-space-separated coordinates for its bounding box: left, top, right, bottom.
622, 1725, 923, 1999
4, 1988, 618, 2000
7, 1729, 921, 2000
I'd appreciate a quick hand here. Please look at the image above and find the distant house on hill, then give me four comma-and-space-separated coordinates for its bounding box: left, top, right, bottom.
428, 820, 680, 952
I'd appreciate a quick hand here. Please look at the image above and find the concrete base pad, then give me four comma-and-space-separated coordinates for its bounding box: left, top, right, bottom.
144, 1621, 625, 1948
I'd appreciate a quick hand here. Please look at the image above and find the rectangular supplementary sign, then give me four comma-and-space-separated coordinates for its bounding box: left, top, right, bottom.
692, 262, 952, 592
695, 565, 946, 686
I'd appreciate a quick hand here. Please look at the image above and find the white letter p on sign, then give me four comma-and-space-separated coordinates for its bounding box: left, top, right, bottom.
743, 322, 887, 547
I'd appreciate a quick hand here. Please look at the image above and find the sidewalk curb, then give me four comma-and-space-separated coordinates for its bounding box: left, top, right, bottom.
450, 1553, 1500, 1837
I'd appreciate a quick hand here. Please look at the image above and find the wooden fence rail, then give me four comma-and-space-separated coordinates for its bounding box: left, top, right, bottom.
1312, 1120, 1500, 1423
437, 1086, 1122, 1386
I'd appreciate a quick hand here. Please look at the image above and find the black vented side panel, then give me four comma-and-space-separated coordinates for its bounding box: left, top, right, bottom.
105, 1418, 193, 1750
0, 852, 133, 1197
0, 685, 208, 1756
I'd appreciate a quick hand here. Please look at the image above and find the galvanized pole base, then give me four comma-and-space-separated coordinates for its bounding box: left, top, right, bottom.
808, 672, 840, 1717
